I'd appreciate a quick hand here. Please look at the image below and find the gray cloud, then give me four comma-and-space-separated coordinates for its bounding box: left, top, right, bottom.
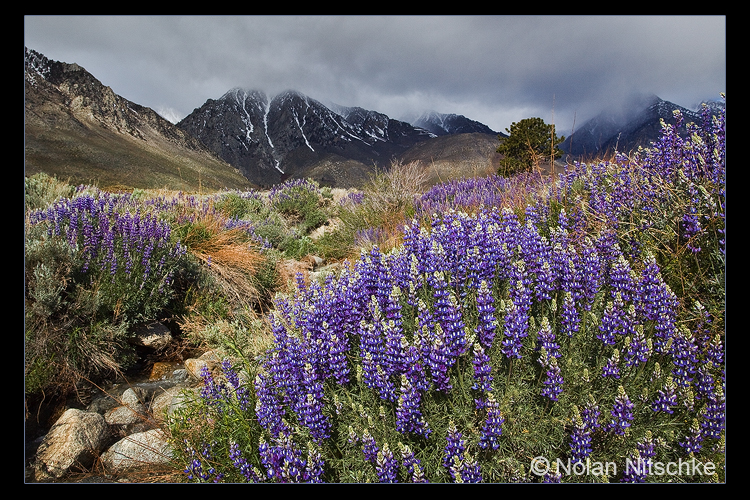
24, 15, 725, 133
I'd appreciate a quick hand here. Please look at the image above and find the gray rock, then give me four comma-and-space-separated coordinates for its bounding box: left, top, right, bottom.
34, 408, 111, 480
100, 429, 174, 470
131, 321, 173, 351
151, 386, 200, 424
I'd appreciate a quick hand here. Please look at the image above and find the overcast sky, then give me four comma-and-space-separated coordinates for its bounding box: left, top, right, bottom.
24, 15, 725, 135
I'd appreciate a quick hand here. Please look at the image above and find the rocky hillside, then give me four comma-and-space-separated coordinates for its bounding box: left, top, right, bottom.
24, 47, 254, 192
397, 132, 503, 185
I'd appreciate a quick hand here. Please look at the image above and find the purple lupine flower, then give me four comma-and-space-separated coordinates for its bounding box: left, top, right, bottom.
478, 392, 504, 451
396, 374, 431, 438
608, 253, 636, 303
608, 386, 634, 436
457, 453, 482, 483
359, 304, 387, 392
536, 316, 561, 360
267, 317, 305, 406
636, 253, 665, 321
254, 372, 289, 439
258, 431, 308, 483
221, 359, 251, 411
375, 443, 399, 483
681, 183, 704, 253
304, 442, 325, 483
433, 273, 467, 357
508, 259, 533, 314
541, 357, 564, 402
374, 363, 398, 403
535, 259, 556, 303
183, 441, 224, 483
444, 420, 481, 483
581, 396, 601, 430
383, 305, 408, 377
443, 420, 466, 472
678, 418, 703, 455
399, 443, 428, 483
199, 364, 225, 408
622, 433, 657, 483
623, 326, 650, 368
427, 324, 454, 392
471, 342, 494, 407
700, 383, 725, 440
475, 280, 497, 349
670, 327, 699, 388
651, 376, 677, 414
501, 300, 527, 359
293, 363, 330, 441
229, 442, 262, 482
543, 464, 562, 483
597, 296, 623, 346
579, 237, 603, 311
361, 429, 379, 464
183, 442, 207, 481
327, 327, 350, 386
569, 407, 592, 464
560, 291, 580, 338
694, 363, 716, 400
601, 349, 621, 380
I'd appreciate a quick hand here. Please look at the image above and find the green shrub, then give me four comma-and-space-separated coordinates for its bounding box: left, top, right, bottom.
24, 172, 76, 213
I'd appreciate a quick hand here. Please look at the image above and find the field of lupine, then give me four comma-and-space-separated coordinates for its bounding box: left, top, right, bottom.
24, 99, 725, 483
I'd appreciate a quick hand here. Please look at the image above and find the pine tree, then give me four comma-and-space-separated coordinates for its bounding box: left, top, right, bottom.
496, 117, 565, 176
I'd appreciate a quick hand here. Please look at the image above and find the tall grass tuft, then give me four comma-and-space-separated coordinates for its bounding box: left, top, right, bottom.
331, 160, 429, 256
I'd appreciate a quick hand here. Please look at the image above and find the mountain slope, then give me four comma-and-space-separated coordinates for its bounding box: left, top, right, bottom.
24, 47, 253, 192
398, 133, 503, 185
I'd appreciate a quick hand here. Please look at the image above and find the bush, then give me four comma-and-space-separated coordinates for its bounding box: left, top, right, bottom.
24, 172, 76, 213
25, 191, 189, 395
269, 178, 329, 235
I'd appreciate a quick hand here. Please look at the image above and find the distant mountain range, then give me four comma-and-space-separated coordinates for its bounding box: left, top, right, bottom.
403, 110, 503, 137
559, 93, 724, 159
24, 47, 724, 191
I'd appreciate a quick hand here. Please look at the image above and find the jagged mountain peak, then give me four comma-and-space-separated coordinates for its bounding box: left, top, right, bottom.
221, 87, 268, 103
177, 88, 443, 186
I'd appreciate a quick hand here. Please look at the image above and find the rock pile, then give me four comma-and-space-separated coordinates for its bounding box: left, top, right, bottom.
28, 343, 224, 483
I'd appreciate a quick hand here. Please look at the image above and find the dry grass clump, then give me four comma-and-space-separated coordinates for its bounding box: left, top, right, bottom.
176, 208, 267, 309
363, 160, 428, 211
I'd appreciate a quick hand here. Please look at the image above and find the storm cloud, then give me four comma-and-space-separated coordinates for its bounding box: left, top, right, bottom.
24, 15, 725, 134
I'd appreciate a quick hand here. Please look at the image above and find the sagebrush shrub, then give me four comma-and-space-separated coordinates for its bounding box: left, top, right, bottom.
25, 189, 189, 394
